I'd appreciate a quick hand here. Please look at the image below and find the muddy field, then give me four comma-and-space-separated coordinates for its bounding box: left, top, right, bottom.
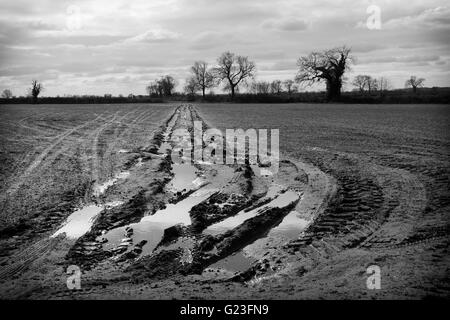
0, 102, 449, 299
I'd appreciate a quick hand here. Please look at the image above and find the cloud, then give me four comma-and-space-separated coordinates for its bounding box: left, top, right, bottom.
125, 29, 181, 43
360, 55, 441, 64
384, 6, 450, 29
189, 31, 236, 51
26, 20, 59, 30
261, 60, 297, 71
262, 17, 309, 31
1, 0, 449, 95
351, 43, 386, 53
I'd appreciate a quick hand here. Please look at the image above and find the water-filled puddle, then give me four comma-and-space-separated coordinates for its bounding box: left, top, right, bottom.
207, 192, 306, 274
267, 210, 309, 239
100, 188, 217, 256
208, 251, 256, 274
158, 142, 171, 154
204, 190, 300, 236
251, 165, 274, 177
168, 164, 204, 193
52, 201, 123, 239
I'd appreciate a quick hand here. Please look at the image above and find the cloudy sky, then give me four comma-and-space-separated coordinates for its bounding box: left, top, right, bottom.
0, 0, 449, 96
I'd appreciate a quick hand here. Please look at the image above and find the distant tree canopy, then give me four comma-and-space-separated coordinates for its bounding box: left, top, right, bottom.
146, 75, 176, 97
184, 77, 197, 96
378, 77, 391, 93
190, 61, 215, 98
405, 76, 425, 93
160, 75, 176, 96
352, 75, 392, 94
283, 79, 297, 95
214, 51, 256, 99
270, 80, 282, 94
296, 46, 352, 101
352, 75, 369, 92
137, 49, 432, 103
352, 75, 378, 92
251, 81, 270, 94
29, 80, 43, 103
1, 89, 12, 99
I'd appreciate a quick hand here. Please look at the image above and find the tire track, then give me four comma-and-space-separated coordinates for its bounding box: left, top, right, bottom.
5, 113, 108, 196
103, 107, 150, 157
91, 112, 121, 186
0, 238, 60, 282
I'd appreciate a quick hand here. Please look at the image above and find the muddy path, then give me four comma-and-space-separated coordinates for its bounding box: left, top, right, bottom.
0, 103, 447, 299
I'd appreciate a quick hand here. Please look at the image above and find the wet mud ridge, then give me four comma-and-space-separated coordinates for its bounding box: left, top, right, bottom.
62, 104, 310, 279
0, 103, 448, 299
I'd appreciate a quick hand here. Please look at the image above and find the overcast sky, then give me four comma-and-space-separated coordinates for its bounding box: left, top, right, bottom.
0, 0, 449, 96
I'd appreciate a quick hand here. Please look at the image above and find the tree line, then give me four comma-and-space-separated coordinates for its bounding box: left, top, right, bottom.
1, 46, 430, 103
146, 46, 427, 101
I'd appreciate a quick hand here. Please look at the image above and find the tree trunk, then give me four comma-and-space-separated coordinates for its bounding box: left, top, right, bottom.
231, 85, 235, 100
326, 78, 342, 101
202, 87, 205, 98
412, 86, 417, 93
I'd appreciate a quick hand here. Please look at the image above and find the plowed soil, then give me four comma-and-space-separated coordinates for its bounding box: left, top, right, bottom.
0, 103, 448, 299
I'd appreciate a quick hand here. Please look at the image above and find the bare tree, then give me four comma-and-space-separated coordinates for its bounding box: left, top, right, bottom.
352, 75, 368, 92
251, 81, 271, 94
147, 76, 176, 97
352, 75, 380, 93
191, 61, 215, 98
270, 80, 283, 94
1, 89, 12, 99
184, 77, 198, 96
146, 81, 161, 97
214, 51, 256, 99
296, 46, 352, 101
29, 80, 43, 103
378, 77, 391, 93
405, 75, 425, 93
283, 79, 295, 95
160, 75, 176, 96
367, 76, 378, 93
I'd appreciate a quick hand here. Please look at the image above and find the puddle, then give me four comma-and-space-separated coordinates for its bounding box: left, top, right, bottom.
158, 142, 172, 154
93, 171, 130, 197
267, 210, 309, 239
207, 194, 307, 274
265, 184, 285, 198
208, 251, 256, 274
98, 160, 235, 258
118, 149, 129, 153
168, 163, 204, 193
260, 168, 274, 176
157, 236, 196, 252
100, 188, 217, 256
251, 165, 274, 177
52, 201, 123, 239
242, 206, 310, 261
204, 190, 300, 236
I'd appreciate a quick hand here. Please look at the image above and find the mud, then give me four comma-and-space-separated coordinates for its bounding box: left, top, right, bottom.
0, 103, 448, 300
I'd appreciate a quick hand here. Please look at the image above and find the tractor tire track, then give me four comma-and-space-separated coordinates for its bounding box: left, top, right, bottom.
5, 113, 108, 196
